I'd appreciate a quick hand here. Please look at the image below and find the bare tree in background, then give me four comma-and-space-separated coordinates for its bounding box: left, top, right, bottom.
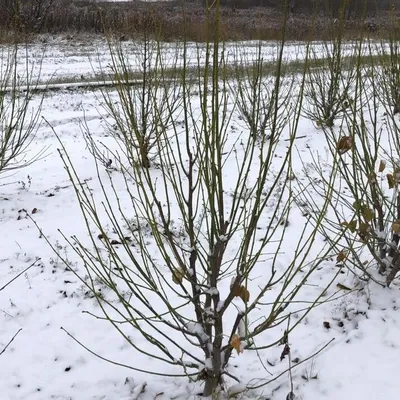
0, 0, 55, 31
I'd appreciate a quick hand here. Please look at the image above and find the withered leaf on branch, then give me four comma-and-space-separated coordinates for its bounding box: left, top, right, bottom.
235, 285, 250, 303
280, 343, 290, 361
395, 168, 400, 183
337, 283, 352, 291
353, 200, 361, 211
378, 160, 386, 173
392, 220, 400, 233
231, 334, 243, 355
336, 249, 349, 263
337, 135, 353, 154
340, 220, 357, 233
358, 222, 370, 235
172, 268, 185, 285
348, 220, 357, 232
387, 173, 395, 189
353, 202, 374, 223
361, 205, 374, 223
358, 222, 371, 242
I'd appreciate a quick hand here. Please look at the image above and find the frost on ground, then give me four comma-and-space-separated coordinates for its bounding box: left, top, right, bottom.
0, 43, 400, 400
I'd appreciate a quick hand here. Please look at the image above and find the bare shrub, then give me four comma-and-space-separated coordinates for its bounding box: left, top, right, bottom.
303, 25, 357, 128
97, 37, 182, 169
0, 45, 44, 176
48, 4, 344, 397
0, 0, 55, 32
0, 0, 396, 41
297, 33, 400, 287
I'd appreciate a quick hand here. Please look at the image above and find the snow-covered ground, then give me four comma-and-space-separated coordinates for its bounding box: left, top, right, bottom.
2, 38, 381, 87
0, 39, 400, 400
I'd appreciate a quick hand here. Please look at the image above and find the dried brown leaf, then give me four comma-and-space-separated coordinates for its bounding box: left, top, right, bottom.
392, 220, 400, 233
238, 286, 250, 303
337, 136, 353, 154
387, 173, 395, 189
231, 334, 243, 355
358, 222, 370, 235
340, 220, 357, 233
172, 268, 185, 285
280, 344, 290, 361
337, 283, 352, 291
336, 249, 348, 263
348, 220, 357, 233
361, 206, 374, 223
358, 222, 371, 243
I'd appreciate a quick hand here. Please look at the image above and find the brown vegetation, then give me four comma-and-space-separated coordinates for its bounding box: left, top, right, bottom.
0, 0, 400, 42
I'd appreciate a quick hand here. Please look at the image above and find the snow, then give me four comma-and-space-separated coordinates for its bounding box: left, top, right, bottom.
205, 287, 219, 296
216, 300, 224, 312
237, 319, 245, 337
218, 234, 228, 242
375, 229, 386, 239
6, 38, 381, 87
204, 358, 213, 370
186, 322, 209, 343
0, 36, 400, 400
227, 383, 247, 397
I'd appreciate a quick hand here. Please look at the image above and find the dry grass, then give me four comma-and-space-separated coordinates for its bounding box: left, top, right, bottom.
0, 1, 399, 43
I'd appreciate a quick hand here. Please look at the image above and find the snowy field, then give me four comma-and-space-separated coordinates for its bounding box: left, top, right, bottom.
0, 38, 400, 400
2, 38, 382, 86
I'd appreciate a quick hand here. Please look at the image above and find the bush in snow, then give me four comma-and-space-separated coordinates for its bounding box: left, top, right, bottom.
297, 25, 400, 287
53, 1, 345, 397
93, 22, 182, 170
303, 15, 357, 128
0, 44, 43, 176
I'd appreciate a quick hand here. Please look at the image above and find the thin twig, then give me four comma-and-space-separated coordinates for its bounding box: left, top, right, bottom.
0, 328, 22, 356
60, 327, 197, 378
0, 258, 40, 292
247, 338, 335, 390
